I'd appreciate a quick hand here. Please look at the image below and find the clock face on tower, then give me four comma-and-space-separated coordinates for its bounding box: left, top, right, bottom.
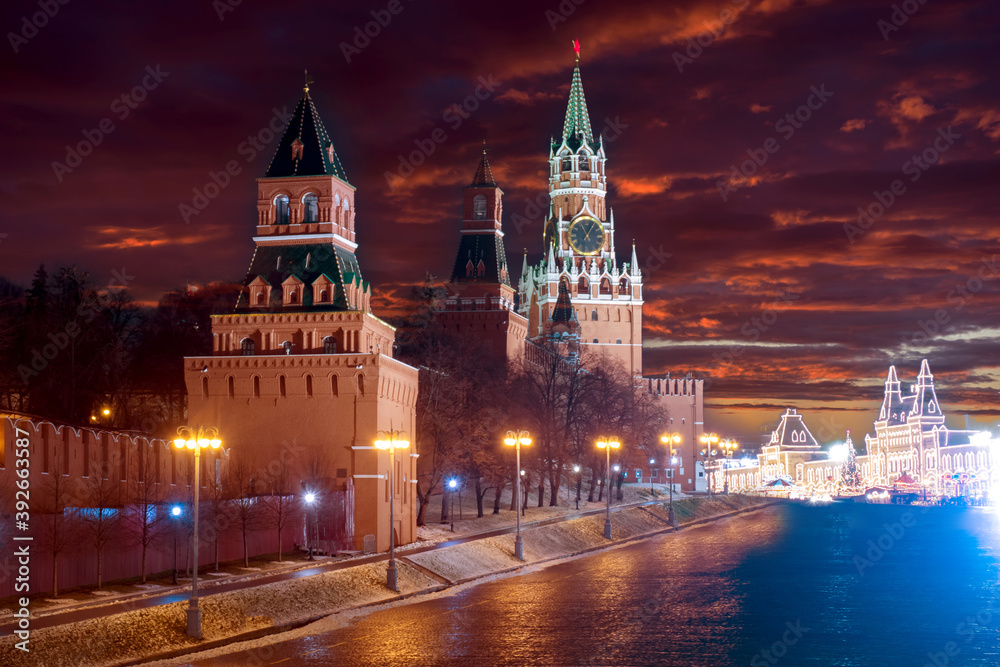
568, 216, 605, 255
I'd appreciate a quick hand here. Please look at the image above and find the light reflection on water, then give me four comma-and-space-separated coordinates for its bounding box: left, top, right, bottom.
200, 502, 1000, 667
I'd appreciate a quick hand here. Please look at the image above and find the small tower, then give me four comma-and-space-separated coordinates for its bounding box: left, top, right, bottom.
435, 146, 527, 363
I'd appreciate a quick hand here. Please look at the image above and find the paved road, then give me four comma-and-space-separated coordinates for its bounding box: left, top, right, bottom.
183, 505, 780, 667
2, 499, 655, 636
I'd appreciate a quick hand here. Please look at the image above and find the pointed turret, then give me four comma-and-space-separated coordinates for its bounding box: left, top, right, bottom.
630, 242, 640, 277
878, 365, 906, 424
469, 143, 497, 187
265, 82, 348, 181
562, 61, 594, 143
911, 359, 944, 421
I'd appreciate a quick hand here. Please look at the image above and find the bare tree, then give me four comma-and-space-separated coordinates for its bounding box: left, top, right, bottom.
36, 449, 81, 596
223, 452, 265, 567
260, 455, 300, 561
123, 440, 168, 583
81, 460, 124, 588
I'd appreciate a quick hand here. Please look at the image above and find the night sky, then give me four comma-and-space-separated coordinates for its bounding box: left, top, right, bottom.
2, 0, 999, 441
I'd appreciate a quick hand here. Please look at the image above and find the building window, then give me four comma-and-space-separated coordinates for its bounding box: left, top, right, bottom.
593, 338, 598, 343
357, 374, 365, 395
282, 340, 293, 355
324, 336, 337, 354
227, 376, 235, 398
289, 290, 298, 305
274, 195, 290, 225
201, 376, 209, 398
279, 375, 286, 397
255, 291, 266, 306
319, 289, 328, 303
591, 309, 598, 321
562, 157, 573, 171
253, 376, 261, 398
619, 277, 629, 294
616, 338, 622, 344
331, 375, 339, 396
303, 194, 319, 222
241, 338, 255, 356
600, 278, 612, 294
473, 195, 487, 219
306, 375, 313, 397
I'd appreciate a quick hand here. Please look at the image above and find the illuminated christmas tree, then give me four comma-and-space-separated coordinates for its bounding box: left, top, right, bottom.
840, 430, 862, 490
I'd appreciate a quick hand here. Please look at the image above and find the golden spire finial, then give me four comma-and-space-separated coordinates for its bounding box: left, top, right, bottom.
304, 68, 314, 94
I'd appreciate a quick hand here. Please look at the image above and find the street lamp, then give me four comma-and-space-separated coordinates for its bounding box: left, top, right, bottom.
649, 459, 656, 494
661, 433, 681, 527
597, 436, 622, 540
503, 430, 531, 560
720, 439, 739, 495
700, 433, 719, 498
172, 425, 222, 640
374, 429, 410, 592
303, 492, 317, 560
448, 478, 458, 532
170, 505, 182, 585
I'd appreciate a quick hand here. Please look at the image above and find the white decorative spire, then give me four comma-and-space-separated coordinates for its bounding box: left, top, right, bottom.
630, 242, 640, 277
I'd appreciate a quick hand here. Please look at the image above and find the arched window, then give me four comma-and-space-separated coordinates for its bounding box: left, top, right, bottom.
252, 376, 260, 398
319, 289, 328, 303
591, 309, 598, 321
255, 291, 266, 306
579, 156, 590, 172
331, 375, 339, 396
303, 194, 319, 222
289, 290, 298, 305
227, 376, 235, 398
600, 278, 612, 295
281, 340, 293, 355
279, 375, 286, 398
274, 195, 290, 225
305, 375, 313, 397
357, 374, 365, 395
619, 277, 629, 294
473, 195, 487, 219
562, 157, 573, 172
578, 276, 588, 294
201, 376, 209, 398
241, 338, 255, 356
324, 336, 337, 354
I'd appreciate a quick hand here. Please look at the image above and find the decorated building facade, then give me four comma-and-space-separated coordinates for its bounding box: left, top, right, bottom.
184, 81, 419, 552
716, 360, 997, 497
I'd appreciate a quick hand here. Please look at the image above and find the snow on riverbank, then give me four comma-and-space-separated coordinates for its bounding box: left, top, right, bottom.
0, 495, 773, 667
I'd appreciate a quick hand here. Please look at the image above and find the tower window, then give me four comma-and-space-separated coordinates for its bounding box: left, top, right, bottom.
279, 375, 286, 398
324, 336, 337, 354
591, 309, 598, 321
201, 376, 209, 398
319, 289, 328, 303
281, 341, 293, 355
241, 338, 255, 356
305, 374, 313, 397
578, 276, 588, 294
252, 376, 261, 398
303, 194, 319, 222
274, 195, 290, 225
473, 195, 487, 220
255, 291, 265, 306
227, 376, 235, 398
616, 339, 622, 345
288, 290, 298, 305
562, 158, 573, 171
331, 375, 339, 396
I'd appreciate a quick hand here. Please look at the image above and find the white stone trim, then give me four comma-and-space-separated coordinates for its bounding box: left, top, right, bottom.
460, 229, 504, 236
351, 446, 376, 450
353, 474, 385, 479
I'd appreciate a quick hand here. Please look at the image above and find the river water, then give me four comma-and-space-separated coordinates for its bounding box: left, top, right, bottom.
194, 501, 1000, 666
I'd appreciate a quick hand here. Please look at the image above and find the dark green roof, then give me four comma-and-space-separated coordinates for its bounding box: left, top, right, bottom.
235, 243, 366, 311
550, 280, 578, 324
449, 234, 510, 286
468, 151, 497, 187
264, 91, 349, 182
562, 65, 593, 142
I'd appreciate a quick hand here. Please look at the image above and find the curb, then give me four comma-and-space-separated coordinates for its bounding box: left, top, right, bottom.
124, 498, 777, 666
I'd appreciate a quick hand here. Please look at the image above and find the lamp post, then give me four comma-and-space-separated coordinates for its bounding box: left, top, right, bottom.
374, 429, 410, 592
504, 430, 531, 560
597, 436, 622, 540
661, 433, 681, 527
649, 459, 655, 494
573, 465, 581, 510
448, 478, 458, 532
172, 426, 222, 640
171, 505, 182, 585
700, 433, 719, 498
720, 439, 739, 495
304, 492, 317, 560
